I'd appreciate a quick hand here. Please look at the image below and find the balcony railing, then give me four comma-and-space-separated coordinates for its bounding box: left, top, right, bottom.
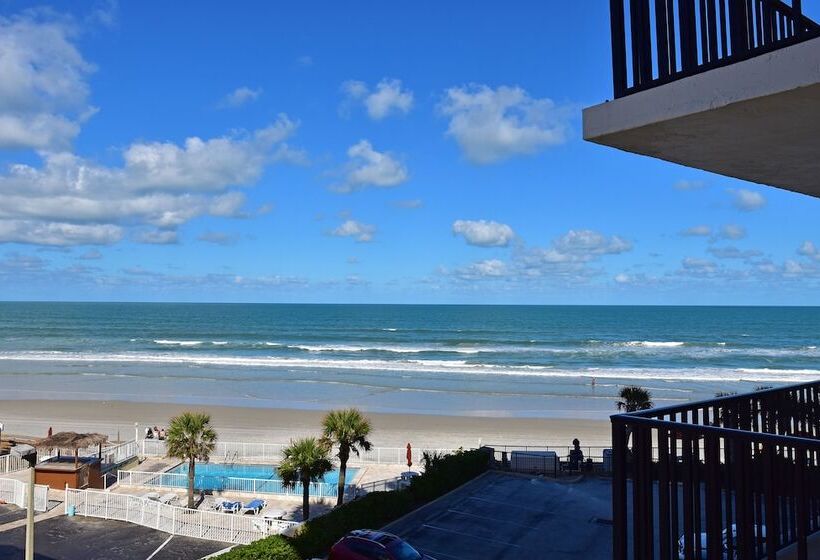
612, 380, 820, 559
610, 0, 820, 97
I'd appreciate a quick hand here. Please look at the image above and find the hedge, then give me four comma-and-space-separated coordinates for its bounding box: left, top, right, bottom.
218, 535, 300, 560
220, 448, 489, 559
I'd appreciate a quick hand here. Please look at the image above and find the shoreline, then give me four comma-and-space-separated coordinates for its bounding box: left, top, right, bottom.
0, 399, 613, 449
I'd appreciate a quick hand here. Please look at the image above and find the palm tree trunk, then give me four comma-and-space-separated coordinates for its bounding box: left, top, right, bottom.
336, 446, 349, 507
187, 457, 195, 509
302, 475, 310, 520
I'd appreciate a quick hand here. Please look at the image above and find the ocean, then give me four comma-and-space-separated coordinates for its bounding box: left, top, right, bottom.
0, 302, 817, 419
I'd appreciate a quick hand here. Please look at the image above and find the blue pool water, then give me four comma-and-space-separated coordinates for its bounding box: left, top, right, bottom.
166, 462, 358, 495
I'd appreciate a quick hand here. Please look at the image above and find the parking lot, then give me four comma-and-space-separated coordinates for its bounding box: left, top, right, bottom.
385, 471, 613, 560
0, 515, 233, 560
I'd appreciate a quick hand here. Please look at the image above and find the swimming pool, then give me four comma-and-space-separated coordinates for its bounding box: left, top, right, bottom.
165, 463, 359, 496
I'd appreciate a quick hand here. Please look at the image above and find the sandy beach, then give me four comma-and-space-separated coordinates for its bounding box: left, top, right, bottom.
0, 399, 612, 449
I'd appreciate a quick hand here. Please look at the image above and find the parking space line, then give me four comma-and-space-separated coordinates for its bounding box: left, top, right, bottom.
146, 534, 174, 560
415, 547, 468, 560
446, 508, 545, 530
421, 523, 522, 548
466, 495, 552, 514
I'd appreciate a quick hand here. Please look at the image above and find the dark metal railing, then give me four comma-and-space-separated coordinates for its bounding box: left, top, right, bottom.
610, 0, 820, 97
612, 380, 820, 559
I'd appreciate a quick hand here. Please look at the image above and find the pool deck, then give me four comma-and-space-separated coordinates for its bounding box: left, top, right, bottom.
108, 459, 408, 521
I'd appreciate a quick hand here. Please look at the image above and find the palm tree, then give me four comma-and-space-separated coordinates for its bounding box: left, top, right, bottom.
278, 437, 334, 520
321, 408, 372, 506
616, 385, 654, 413
165, 412, 217, 508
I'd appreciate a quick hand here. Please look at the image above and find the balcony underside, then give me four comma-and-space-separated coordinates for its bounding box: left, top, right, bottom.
583, 36, 820, 199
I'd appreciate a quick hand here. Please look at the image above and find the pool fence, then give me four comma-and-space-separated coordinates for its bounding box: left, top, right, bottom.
117, 469, 356, 500
64, 487, 299, 545
0, 476, 49, 512
140, 439, 457, 466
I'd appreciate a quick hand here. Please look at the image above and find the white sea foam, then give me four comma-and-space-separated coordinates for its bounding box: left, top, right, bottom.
1, 351, 818, 384
622, 341, 686, 348
153, 340, 203, 346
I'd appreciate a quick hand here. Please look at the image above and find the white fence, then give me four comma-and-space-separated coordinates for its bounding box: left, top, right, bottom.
355, 476, 405, 497
0, 477, 49, 512
64, 488, 298, 545
0, 454, 26, 474
118, 470, 354, 500
141, 439, 456, 466
101, 440, 139, 465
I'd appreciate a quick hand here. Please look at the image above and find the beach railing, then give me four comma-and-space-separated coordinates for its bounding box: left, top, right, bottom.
64, 488, 298, 545
354, 476, 405, 497
140, 440, 457, 466
0, 454, 26, 474
0, 477, 49, 512
101, 440, 139, 465
117, 470, 355, 500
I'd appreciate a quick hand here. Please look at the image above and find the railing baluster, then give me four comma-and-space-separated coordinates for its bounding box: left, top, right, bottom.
658, 427, 671, 560
610, 0, 628, 97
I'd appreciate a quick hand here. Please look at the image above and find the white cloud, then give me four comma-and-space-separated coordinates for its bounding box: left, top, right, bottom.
552, 229, 632, 257
198, 231, 239, 245
0, 220, 122, 246
439, 84, 572, 164
341, 78, 413, 120
707, 246, 763, 260
444, 229, 633, 285
136, 229, 178, 245
218, 86, 262, 108
0, 118, 301, 246
330, 220, 375, 242
78, 249, 102, 260
334, 140, 408, 193
798, 241, 820, 261
0, 13, 96, 150
674, 179, 706, 191
720, 224, 746, 240
680, 225, 712, 237
784, 259, 805, 276
460, 259, 507, 278
681, 257, 718, 273
730, 189, 766, 211
452, 220, 515, 247
614, 273, 632, 284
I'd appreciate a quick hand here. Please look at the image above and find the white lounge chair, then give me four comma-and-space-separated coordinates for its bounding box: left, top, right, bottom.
240, 499, 267, 515
219, 500, 241, 514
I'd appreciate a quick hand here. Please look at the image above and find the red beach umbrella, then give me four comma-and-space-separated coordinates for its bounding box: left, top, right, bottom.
406, 443, 412, 469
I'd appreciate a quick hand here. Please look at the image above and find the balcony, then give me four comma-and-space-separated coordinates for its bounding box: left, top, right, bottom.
583, 0, 820, 198
611, 381, 820, 560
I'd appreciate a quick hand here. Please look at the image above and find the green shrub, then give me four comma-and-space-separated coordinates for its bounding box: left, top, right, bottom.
225, 448, 489, 559
217, 535, 301, 560
290, 490, 415, 558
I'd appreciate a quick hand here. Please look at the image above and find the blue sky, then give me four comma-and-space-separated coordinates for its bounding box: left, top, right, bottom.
0, 1, 818, 305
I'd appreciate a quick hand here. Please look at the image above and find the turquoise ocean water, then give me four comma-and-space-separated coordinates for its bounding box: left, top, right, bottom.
0, 303, 817, 418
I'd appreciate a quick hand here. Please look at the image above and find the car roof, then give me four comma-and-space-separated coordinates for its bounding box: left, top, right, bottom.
348, 529, 401, 547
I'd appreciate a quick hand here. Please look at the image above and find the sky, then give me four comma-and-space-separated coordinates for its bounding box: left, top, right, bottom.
0, 1, 818, 305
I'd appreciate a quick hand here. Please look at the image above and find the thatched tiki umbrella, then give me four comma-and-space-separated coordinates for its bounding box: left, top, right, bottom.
35, 432, 108, 467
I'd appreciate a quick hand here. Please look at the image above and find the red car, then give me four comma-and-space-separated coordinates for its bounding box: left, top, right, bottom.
329, 529, 436, 560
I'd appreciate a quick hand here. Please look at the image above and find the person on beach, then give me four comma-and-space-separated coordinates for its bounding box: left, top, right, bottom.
569, 438, 584, 470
